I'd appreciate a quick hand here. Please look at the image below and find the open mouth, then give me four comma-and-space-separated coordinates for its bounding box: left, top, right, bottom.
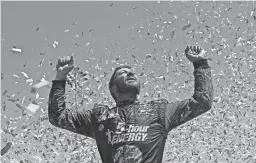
126, 78, 136, 81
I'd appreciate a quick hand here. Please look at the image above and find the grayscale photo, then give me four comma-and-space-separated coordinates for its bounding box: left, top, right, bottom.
1, 1, 256, 163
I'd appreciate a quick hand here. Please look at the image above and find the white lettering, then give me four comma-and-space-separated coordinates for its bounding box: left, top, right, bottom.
143, 126, 150, 132
112, 135, 117, 145
135, 133, 141, 141
107, 125, 150, 145
142, 133, 147, 141
128, 133, 135, 141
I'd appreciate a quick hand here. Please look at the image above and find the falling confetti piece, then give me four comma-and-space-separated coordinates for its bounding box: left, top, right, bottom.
1, 142, 12, 156
13, 74, 19, 78
21, 96, 26, 104
8, 99, 17, 102
2, 90, 8, 96
26, 78, 33, 84
30, 78, 50, 94
64, 29, 70, 32
21, 72, 29, 78
36, 27, 39, 31
25, 103, 40, 115
38, 59, 44, 67
146, 54, 152, 58
12, 48, 22, 53
16, 104, 23, 110
36, 93, 39, 99
52, 41, 59, 49
23, 154, 42, 162
110, 3, 114, 7
182, 23, 191, 31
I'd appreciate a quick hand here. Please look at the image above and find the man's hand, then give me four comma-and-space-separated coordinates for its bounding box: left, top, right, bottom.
55, 55, 74, 80
185, 45, 207, 63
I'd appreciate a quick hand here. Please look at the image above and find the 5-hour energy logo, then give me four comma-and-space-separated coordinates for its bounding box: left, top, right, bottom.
106, 124, 150, 145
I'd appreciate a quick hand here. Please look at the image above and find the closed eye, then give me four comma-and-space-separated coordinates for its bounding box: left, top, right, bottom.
119, 71, 127, 75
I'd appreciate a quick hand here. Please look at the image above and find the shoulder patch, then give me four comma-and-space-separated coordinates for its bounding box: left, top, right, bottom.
92, 103, 110, 115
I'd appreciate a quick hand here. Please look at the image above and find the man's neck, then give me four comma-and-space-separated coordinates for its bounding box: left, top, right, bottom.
116, 94, 138, 106
116, 98, 139, 107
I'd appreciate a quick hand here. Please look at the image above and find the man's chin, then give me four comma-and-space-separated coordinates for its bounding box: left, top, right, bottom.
126, 81, 138, 87
119, 83, 140, 94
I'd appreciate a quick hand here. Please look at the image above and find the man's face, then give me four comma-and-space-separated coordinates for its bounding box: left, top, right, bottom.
113, 68, 140, 95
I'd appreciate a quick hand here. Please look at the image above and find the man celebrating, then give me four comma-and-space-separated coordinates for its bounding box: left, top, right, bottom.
48, 45, 213, 163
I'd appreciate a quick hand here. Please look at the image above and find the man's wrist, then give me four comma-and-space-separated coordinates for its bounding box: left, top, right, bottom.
55, 74, 67, 81
193, 59, 209, 69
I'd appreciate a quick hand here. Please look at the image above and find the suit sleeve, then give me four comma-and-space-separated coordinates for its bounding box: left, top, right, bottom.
48, 80, 96, 139
165, 59, 214, 132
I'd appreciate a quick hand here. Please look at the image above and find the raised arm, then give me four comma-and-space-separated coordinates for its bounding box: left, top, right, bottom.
48, 55, 95, 139
165, 45, 213, 132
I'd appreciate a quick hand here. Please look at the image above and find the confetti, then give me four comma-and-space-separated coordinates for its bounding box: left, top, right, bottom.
53, 41, 59, 49
13, 74, 19, 78
110, 3, 114, 7
16, 104, 23, 110
11, 48, 22, 53
2, 90, 8, 96
64, 29, 70, 32
25, 103, 40, 115
53, 44, 56, 49
21, 96, 26, 104
38, 59, 44, 67
8, 99, 17, 102
182, 23, 191, 31
30, 78, 50, 94
26, 79, 33, 84
1, 142, 12, 156
146, 54, 152, 58
21, 72, 29, 78
22, 154, 42, 162
86, 42, 91, 46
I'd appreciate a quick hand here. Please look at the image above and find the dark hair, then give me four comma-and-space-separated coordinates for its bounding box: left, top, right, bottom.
109, 65, 131, 102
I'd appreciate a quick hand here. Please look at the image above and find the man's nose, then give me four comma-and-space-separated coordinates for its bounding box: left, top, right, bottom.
127, 71, 135, 76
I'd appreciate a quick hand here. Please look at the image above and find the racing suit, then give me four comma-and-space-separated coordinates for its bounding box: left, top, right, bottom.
48, 59, 213, 163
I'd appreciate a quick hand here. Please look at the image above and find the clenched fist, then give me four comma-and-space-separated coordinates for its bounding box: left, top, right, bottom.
55, 55, 74, 80
185, 45, 207, 63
